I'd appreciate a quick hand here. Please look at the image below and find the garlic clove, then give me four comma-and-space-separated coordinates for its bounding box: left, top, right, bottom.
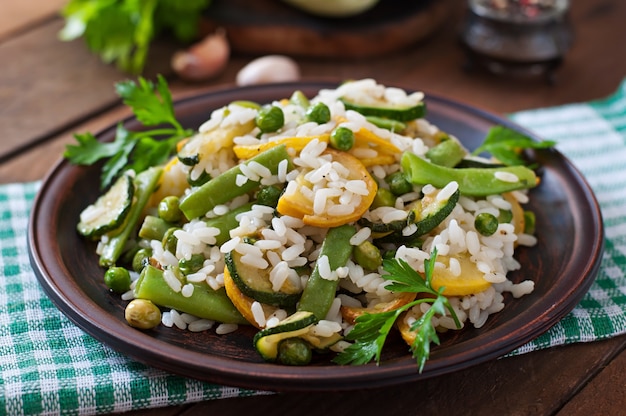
172, 29, 230, 82
236, 55, 301, 86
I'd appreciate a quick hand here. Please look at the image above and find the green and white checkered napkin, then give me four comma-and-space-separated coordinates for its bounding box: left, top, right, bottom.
2, 80, 626, 415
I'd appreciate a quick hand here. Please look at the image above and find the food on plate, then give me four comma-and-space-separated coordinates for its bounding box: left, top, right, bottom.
67, 78, 554, 369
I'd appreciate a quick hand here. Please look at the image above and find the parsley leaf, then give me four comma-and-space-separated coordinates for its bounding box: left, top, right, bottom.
333, 250, 461, 372
59, 0, 211, 74
471, 125, 555, 166
64, 75, 192, 189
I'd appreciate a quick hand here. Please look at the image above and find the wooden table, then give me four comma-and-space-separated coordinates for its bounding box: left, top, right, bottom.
2, 1, 626, 414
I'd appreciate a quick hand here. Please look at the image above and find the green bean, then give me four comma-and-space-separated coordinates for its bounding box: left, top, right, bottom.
99, 167, 163, 267
401, 152, 538, 197
353, 240, 383, 271
204, 202, 254, 246
306, 102, 331, 124
365, 116, 406, 132
134, 265, 248, 324
425, 136, 467, 168
297, 224, 355, 320
256, 105, 284, 133
179, 144, 291, 219
256, 185, 283, 207
330, 127, 355, 151
138, 215, 173, 241
158, 196, 182, 223
289, 90, 310, 108
371, 187, 396, 209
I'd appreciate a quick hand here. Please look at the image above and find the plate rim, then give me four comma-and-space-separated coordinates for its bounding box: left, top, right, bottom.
28, 80, 604, 391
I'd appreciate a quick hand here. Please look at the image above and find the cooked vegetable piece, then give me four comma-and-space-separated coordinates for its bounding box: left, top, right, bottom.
425, 136, 467, 168
125, 299, 162, 330
104, 266, 131, 293
474, 212, 499, 236
99, 167, 163, 267
430, 253, 491, 296
77, 174, 134, 238
341, 98, 426, 122
233, 135, 329, 160
178, 253, 205, 275
178, 120, 254, 166
364, 116, 406, 132
134, 265, 248, 325
353, 240, 383, 271
223, 264, 279, 328
401, 152, 538, 196
277, 338, 313, 366
297, 224, 356, 320
132, 248, 152, 273
158, 196, 182, 223
138, 215, 174, 241
329, 126, 355, 151
253, 311, 318, 362
204, 202, 255, 246
179, 144, 291, 219
256, 185, 283, 207
256, 105, 285, 133
224, 250, 302, 308
385, 171, 412, 196
276, 149, 377, 228
306, 102, 331, 124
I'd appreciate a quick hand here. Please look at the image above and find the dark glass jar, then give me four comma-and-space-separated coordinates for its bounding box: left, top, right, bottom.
461, 0, 573, 82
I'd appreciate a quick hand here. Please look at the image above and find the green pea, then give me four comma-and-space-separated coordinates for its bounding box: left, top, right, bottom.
305, 102, 331, 124
256, 185, 283, 207
353, 240, 383, 271
256, 105, 284, 133
277, 338, 312, 366
474, 212, 499, 236
132, 248, 153, 273
371, 188, 396, 209
158, 196, 182, 223
178, 253, 205, 275
330, 127, 355, 151
385, 171, 413, 196
125, 299, 162, 330
104, 266, 131, 293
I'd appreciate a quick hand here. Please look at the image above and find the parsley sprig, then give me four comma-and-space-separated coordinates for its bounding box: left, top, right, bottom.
472, 125, 556, 166
333, 249, 461, 372
59, 0, 211, 74
64, 75, 193, 189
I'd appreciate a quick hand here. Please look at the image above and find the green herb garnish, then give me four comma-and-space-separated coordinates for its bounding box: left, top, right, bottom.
59, 0, 211, 74
333, 249, 461, 372
64, 75, 193, 189
472, 125, 555, 166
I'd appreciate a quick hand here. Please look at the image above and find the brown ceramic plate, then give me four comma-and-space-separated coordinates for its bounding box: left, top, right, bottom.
28, 81, 603, 392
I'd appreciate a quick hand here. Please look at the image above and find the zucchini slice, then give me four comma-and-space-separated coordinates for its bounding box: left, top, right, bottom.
224, 250, 303, 308
253, 311, 318, 362
77, 174, 134, 239
341, 98, 426, 122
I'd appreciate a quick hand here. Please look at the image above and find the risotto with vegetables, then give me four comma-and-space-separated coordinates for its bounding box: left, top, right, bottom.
74, 78, 547, 368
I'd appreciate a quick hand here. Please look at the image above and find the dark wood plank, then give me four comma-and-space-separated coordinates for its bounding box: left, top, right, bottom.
177, 338, 626, 416
557, 344, 626, 416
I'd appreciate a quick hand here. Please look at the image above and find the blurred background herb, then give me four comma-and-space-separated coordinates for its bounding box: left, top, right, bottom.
58, 0, 211, 74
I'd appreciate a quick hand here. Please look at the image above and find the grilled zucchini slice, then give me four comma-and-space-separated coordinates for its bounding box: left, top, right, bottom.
77, 174, 134, 239
224, 250, 303, 308
253, 311, 318, 362
341, 98, 426, 122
